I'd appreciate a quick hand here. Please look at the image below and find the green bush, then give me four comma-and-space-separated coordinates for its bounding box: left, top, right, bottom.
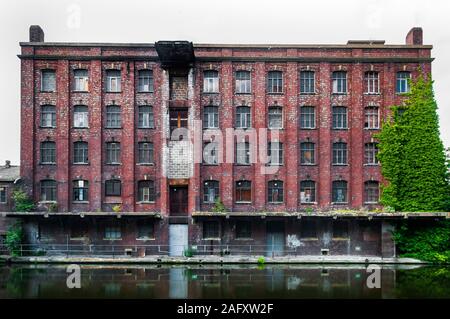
11, 189, 34, 212
393, 220, 450, 263
5, 222, 23, 257
212, 198, 227, 213
257, 256, 265, 265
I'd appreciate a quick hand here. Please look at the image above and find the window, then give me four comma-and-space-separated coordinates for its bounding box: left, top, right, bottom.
105, 179, 121, 196
138, 70, 153, 92
203, 106, 219, 129
364, 181, 379, 203
235, 71, 251, 93
70, 223, 88, 239
138, 142, 154, 164
203, 142, 218, 165
138, 180, 155, 202
40, 180, 56, 201
73, 180, 88, 202
73, 69, 89, 91
300, 142, 315, 165
396, 71, 411, 93
236, 142, 250, 165
203, 180, 219, 203
235, 106, 251, 129
300, 180, 316, 203
364, 71, 379, 94
267, 71, 283, 93
106, 142, 121, 164
41, 105, 56, 128
364, 107, 379, 129
364, 143, 379, 165
40, 141, 56, 164
300, 106, 315, 129
105, 225, 121, 240
73, 105, 89, 128
203, 70, 219, 93
137, 223, 154, 239
332, 71, 347, 94
301, 220, 317, 238
105, 70, 121, 92
73, 141, 89, 164
332, 142, 347, 165
138, 106, 154, 128
235, 180, 251, 203
236, 221, 251, 239
267, 142, 283, 165
0, 187, 6, 203
106, 105, 121, 128
268, 107, 283, 129
41, 70, 56, 92
268, 180, 283, 203
332, 106, 348, 129
333, 221, 349, 238
332, 181, 348, 203
300, 71, 315, 94
203, 221, 219, 239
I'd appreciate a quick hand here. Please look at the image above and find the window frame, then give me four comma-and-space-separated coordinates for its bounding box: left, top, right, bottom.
106, 142, 121, 164
105, 69, 122, 93
41, 69, 56, 92
203, 180, 220, 204
268, 106, 283, 129
332, 180, 348, 203
300, 106, 316, 129
73, 141, 89, 164
267, 71, 283, 94
0, 187, 7, 204
106, 105, 122, 128
332, 71, 347, 94
137, 142, 154, 164
235, 221, 252, 239
235, 106, 251, 129
364, 71, 380, 94
40, 141, 56, 164
300, 142, 315, 165
40, 179, 57, 202
138, 105, 154, 129
73, 105, 89, 128
137, 69, 154, 93
73, 69, 89, 92
332, 142, 348, 165
332, 106, 348, 129
203, 221, 220, 239
72, 180, 89, 202
364, 143, 379, 165
203, 105, 219, 129
364, 181, 380, 204
40, 105, 56, 128
235, 180, 252, 203
203, 141, 219, 165
364, 106, 379, 129
267, 180, 284, 204
235, 141, 250, 165
267, 142, 283, 166
137, 180, 156, 202
300, 180, 316, 204
396, 71, 411, 94
203, 70, 219, 93
235, 70, 251, 94
300, 71, 315, 94
105, 179, 121, 196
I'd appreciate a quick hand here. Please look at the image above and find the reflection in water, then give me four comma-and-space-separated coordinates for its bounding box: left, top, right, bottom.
0, 264, 449, 299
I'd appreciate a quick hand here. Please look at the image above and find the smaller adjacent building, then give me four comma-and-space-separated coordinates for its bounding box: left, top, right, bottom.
0, 161, 20, 245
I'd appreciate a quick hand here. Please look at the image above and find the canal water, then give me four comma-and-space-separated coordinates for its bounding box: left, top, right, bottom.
0, 264, 449, 299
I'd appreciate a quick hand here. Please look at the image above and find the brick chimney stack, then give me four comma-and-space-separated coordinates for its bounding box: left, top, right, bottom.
5, 160, 11, 168
29, 25, 44, 42
406, 27, 423, 45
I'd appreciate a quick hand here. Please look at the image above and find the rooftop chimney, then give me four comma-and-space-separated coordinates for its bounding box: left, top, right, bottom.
29, 25, 44, 42
406, 27, 423, 45
5, 160, 11, 168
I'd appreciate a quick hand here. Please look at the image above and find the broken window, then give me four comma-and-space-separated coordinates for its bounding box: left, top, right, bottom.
137, 222, 155, 239
268, 180, 284, 203
72, 180, 89, 202
203, 180, 219, 203
300, 180, 316, 203
332, 180, 348, 203
138, 180, 155, 202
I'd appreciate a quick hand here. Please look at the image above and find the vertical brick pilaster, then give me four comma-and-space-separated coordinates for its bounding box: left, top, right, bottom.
221, 62, 234, 209
254, 62, 266, 210
350, 62, 363, 207
122, 62, 135, 212
89, 59, 102, 212
56, 60, 70, 212
286, 61, 299, 211
318, 62, 331, 208
20, 57, 35, 195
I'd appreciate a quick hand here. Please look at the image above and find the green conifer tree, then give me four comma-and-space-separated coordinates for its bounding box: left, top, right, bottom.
377, 71, 450, 211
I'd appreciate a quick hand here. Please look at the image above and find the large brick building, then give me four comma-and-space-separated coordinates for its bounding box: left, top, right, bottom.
9, 25, 435, 257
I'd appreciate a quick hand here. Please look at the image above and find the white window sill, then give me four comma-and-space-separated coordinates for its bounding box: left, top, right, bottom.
202, 238, 221, 241
300, 202, 317, 205
103, 238, 122, 241
136, 237, 155, 241
136, 201, 156, 204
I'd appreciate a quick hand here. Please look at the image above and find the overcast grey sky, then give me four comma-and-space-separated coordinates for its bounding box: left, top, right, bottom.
0, 0, 449, 165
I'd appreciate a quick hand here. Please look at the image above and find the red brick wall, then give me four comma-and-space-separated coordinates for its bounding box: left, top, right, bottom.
19, 42, 432, 214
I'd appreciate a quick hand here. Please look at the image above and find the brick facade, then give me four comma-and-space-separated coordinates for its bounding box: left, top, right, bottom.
11, 26, 433, 257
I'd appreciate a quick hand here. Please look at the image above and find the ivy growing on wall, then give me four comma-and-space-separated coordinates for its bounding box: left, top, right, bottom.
376, 71, 450, 212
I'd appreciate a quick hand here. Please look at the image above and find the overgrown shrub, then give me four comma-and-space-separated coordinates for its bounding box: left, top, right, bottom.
393, 220, 450, 263
5, 222, 23, 257
11, 189, 34, 212
212, 198, 227, 213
